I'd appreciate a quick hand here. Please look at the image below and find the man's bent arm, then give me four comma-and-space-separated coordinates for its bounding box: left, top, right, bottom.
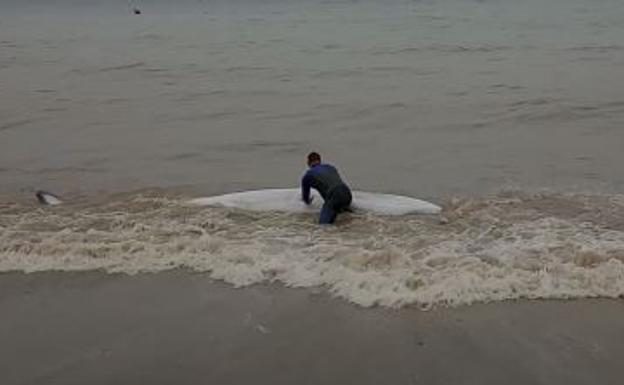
301, 173, 313, 204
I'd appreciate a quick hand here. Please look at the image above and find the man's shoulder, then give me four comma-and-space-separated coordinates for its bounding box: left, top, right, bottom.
304, 164, 337, 178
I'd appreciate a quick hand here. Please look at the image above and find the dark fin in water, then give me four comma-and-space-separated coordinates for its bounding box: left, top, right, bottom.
35, 190, 62, 206
133, 8, 141, 14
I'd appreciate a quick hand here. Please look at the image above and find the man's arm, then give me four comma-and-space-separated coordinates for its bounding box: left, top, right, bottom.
301, 172, 313, 204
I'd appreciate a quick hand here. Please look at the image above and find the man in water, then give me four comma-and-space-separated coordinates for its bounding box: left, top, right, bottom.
301, 152, 352, 224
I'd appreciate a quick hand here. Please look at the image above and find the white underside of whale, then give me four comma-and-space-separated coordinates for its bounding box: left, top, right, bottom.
188, 188, 441, 215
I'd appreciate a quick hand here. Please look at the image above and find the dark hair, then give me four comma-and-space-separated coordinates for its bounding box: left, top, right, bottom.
307, 152, 321, 164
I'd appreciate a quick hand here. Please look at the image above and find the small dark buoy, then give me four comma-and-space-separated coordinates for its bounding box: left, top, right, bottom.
133, 8, 141, 15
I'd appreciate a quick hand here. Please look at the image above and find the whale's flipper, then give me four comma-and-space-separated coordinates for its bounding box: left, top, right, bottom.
35, 190, 62, 206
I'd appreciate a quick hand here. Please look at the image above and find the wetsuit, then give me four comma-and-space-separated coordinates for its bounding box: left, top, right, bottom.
301, 163, 352, 224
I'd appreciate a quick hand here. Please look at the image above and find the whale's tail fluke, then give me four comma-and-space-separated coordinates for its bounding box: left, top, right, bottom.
35, 190, 62, 206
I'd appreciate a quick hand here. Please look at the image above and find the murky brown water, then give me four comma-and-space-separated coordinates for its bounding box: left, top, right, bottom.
1, 0, 624, 198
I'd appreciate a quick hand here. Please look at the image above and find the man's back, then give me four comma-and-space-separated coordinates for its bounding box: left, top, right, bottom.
302, 163, 347, 201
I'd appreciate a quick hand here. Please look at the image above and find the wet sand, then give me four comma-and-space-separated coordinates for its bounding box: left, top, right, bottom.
1, 271, 623, 385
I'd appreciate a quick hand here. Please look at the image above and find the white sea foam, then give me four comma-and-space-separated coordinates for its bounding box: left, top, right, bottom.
1, 193, 624, 308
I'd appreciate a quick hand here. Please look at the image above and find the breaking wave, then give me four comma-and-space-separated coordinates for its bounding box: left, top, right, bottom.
2, 191, 624, 309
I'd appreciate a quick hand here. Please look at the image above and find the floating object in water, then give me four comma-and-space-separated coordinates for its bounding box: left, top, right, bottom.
35, 190, 62, 206
189, 188, 441, 215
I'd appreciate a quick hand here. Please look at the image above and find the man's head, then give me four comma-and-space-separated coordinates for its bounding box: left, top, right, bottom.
307, 152, 321, 167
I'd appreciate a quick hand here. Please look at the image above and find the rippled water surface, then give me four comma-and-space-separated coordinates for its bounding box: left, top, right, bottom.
2, 0, 624, 307
1, 0, 623, 196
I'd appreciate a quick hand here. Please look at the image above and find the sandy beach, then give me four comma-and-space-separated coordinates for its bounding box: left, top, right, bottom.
1, 271, 622, 385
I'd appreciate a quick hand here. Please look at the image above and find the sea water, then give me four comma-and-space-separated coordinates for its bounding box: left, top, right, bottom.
1, 0, 624, 307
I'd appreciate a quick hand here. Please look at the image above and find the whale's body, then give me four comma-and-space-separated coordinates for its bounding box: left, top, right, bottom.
189, 189, 441, 215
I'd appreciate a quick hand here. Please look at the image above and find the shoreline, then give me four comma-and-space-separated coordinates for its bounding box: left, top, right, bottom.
1, 271, 623, 384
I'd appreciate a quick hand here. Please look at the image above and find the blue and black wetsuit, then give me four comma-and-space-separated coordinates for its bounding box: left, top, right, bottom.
301, 163, 352, 224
